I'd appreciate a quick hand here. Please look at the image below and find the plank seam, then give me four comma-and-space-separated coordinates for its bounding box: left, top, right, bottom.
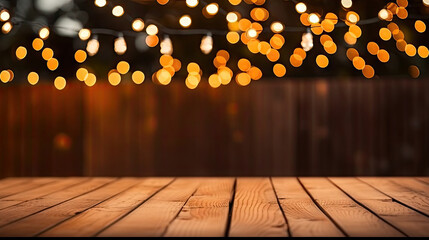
0, 178, 92, 211
0, 178, 109, 229
269, 177, 291, 237
357, 178, 429, 218
33, 178, 142, 237
0, 179, 59, 200
327, 178, 408, 237
161, 180, 198, 237
224, 177, 237, 237
296, 177, 349, 237
95, 178, 177, 237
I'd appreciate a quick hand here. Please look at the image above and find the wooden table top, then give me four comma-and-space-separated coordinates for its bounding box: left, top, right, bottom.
0, 177, 428, 237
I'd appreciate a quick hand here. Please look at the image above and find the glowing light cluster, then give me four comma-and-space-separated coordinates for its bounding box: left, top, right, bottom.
1, 0, 429, 90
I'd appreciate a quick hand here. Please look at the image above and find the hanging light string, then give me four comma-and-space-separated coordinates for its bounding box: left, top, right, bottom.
7, 13, 426, 39
1, 0, 428, 88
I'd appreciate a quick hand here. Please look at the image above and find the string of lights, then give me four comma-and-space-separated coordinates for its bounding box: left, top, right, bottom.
0, 0, 428, 90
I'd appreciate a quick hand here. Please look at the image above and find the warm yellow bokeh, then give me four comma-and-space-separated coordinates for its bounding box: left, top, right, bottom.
42, 48, 54, 61
54, 76, 66, 90
47, 58, 59, 71
108, 71, 121, 86
76, 68, 89, 81
85, 73, 97, 87
16, 46, 27, 60
27, 72, 39, 85
236, 73, 251, 86
377, 49, 390, 62
316, 55, 329, 68
273, 63, 286, 77
352, 57, 365, 70
418, 46, 429, 58
32, 38, 44, 51
117, 61, 130, 74
74, 50, 87, 63
367, 42, 379, 55
362, 65, 375, 78
238, 58, 251, 72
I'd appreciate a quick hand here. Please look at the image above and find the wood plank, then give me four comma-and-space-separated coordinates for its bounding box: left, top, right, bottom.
359, 177, 429, 216
416, 177, 429, 185
98, 178, 201, 237
0, 178, 140, 237
228, 178, 288, 237
0, 178, 114, 227
0, 178, 58, 199
299, 177, 404, 237
164, 178, 235, 237
271, 177, 344, 237
0, 178, 31, 191
40, 178, 174, 237
0, 178, 88, 210
388, 178, 429, 199
330, 177, 429, 237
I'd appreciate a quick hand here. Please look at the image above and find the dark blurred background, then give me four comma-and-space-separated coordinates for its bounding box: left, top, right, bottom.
0, 0, 429, 177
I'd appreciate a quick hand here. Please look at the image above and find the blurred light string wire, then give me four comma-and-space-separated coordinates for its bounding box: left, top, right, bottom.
3, 0, 428, 39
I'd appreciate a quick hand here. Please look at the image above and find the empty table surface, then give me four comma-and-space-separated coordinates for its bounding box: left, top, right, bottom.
0, 177, 428, 237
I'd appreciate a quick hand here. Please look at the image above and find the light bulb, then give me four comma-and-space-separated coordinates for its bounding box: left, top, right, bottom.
112, 5, 124, 17
39, 27, 50, 40
1, 21, 12, 34
132, 18, 145, 32
94, 0, 107, 7
308, 13, 320, 24
378, 9, 388, 20
341, 0, 352, 8
160, 36, 173, 55
179, 15, 192, 28
86, 37, 100, 56
270, 22, 284, 33
78, 28, 91, 41
186, 0, 199, 7
200, 34, 213, 54
301, 31, 313, 51
295, 2, 307, 13
114, 35, 127, 55
226, 12, 238, 23
246, 28, 258, 38
146, 24, 158, 35
206, 3, 219, 15
0, 9, 10, 22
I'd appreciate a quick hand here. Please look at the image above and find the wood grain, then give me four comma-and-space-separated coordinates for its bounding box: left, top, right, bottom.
0, 178, 31, 191
40, 178, 174, 237
98, 178, 201, 237
388, 178, 429, 199
0, 178, 113, 227
0, 178, 87, 210
164, 178, 235, 237
2, 80, 429, 177
0, 178, 140, 237
417, 177, 429, 185
271, 177, 344, 237
299, 177, 404, 237
330, 177, 429, 237
0, 178, 58, 199
360, 177, 429, 216
229, 178, 288, 237
0, 177, 428, 237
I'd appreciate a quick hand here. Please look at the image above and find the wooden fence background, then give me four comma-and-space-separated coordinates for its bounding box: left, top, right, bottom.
1, 79, 429, 177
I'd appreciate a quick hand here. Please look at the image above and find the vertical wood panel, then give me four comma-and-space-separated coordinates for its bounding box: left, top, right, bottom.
1, 79, 429, 177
